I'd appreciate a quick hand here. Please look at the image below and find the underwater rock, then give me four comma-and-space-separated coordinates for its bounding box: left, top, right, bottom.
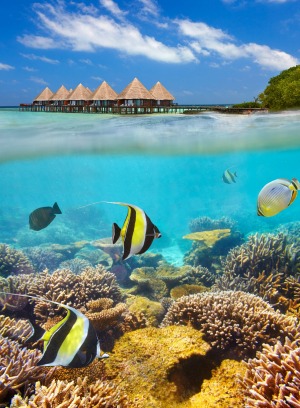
126, 295, 165, 327
105, 326, 211, 407
242, 337, 300, 407
183, 228, 231, 247
161, 290, 297, 359
0, 244, 34, 277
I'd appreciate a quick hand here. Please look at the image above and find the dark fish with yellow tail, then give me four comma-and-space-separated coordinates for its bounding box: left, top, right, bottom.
29, 202, 62, 231
222, 169, 237, 184
257, 178, 300, 217
106, 201, 161, 260
0, 292, 109, 367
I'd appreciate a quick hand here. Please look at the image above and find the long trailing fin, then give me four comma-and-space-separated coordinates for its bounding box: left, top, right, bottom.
76, 201, 105, 209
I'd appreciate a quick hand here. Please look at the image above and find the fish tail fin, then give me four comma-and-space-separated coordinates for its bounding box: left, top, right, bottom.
112, 223, 121, 244
53, 202, 62, 214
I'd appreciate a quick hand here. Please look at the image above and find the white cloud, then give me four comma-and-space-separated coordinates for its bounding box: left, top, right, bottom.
17, 35, 58, 49
23, 66, 37, 72
30, 76, 48, 85
18, 2, 196, 64
20, 53, 59, 64
100, 0, 127, 19
91, 76, 103, 81
79, 58, 93, 65
0, 63, 15, 70
139, 0, 159, 17
177, 19, 298, 70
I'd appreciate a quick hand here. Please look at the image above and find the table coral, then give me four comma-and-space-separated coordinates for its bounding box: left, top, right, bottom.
0, 244, 34, 278
183, 229, 231, 247
242, 337, 300, 407
161, 290, 297, 358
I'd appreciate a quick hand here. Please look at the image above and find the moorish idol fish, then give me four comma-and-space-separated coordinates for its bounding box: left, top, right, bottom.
0, 292, 109, 368
222, 168, 237, 184
29, 202, 62, 231
257, 178, 300, 217
106, 201, 161, 260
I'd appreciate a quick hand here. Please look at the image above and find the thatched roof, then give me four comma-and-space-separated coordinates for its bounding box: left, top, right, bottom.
149, 81, 175, 101
34, 87, 53, 102
117, 77, 154, 100
50, 85, 70, 101
91, 81, 118, 101
66, 83, 92, 100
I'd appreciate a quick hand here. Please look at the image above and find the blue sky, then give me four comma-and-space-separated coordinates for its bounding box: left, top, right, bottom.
0, 0, 299, 105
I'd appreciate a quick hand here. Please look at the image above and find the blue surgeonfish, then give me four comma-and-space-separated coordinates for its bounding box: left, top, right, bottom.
106, 201, 161, 260
29, 202, 62, 231
222, 169, 237, 184
257, 178, 300, 217
0, 292, 109, 367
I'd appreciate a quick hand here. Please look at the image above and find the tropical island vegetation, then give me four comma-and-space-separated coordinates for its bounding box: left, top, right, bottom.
233, 65, 300, 111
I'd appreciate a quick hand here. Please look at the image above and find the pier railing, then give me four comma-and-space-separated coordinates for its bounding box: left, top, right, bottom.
19, 104, 268, 115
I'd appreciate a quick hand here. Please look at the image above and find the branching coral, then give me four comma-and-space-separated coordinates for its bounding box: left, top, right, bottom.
0, 315, 31, 344
10, 376, 136, 407
23, 247, 63, 273
0, 244, 34, 278
161, 291, 297, 358
0, 335, 54, 405
242, 337, 300, 407
215, 233, 300, 313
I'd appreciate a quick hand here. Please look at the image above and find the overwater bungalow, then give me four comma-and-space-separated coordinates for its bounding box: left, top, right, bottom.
116, 77, 155, 107
91, 81, 117, 107
149, 81, 175, 107
33, 87, 53, 105
66, 83, 92, 106
50, 85, 70, 106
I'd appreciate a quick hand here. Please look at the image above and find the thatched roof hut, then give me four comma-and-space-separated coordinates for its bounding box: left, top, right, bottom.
116, 77, 155, 106
50, 85, 70, 104
149, 81, 175, 106
91, 81, 117, 106
33, 87, 53, 104
66, 83, 92, 105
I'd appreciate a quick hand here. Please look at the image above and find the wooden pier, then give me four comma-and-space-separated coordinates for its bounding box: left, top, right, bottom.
19, 104, 268, 115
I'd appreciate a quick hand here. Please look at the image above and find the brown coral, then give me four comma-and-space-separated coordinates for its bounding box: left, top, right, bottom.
0, 335, 54, 405
215, 233, 300, 313
242, 337, 300, 407
0, 244, 34, 278
0, 315, 31, 344
10, 376, 136, 408
161, 290, 297, 358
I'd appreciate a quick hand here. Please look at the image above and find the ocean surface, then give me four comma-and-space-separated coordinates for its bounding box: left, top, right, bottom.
0, 108, 299, 264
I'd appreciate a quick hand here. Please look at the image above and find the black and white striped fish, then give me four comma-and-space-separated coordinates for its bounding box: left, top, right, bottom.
0, 292, 108, 367
107, 201, 161, 260
222, 169, 237, 184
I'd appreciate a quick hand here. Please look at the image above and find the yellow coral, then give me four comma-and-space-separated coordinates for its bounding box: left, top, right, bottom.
183, 229, 231, 247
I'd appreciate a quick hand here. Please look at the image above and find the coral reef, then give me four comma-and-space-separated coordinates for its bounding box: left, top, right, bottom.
161, 291, 297, 358
0, 334, 54, 405
170, 284, 208, 299
23, 247, 63, 273
58, 258, 91, 274
188, 216, 237, 233
242, 337, 300, 407
126, 295, 165, 327
0, 315, 31, 344
10, 376, 136, 408
215, 233, 300, 313
183, 228, 231, 247
0, 244, 34, 278
105, 326, 211, 407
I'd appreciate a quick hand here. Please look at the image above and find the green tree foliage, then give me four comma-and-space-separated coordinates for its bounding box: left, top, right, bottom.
259, 65, 300, 110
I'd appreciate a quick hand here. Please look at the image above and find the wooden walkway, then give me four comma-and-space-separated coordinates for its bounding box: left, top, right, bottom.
19, 104, 268, 115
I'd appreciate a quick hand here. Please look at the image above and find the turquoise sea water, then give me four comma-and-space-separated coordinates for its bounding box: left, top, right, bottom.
0, 108, 300, 264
